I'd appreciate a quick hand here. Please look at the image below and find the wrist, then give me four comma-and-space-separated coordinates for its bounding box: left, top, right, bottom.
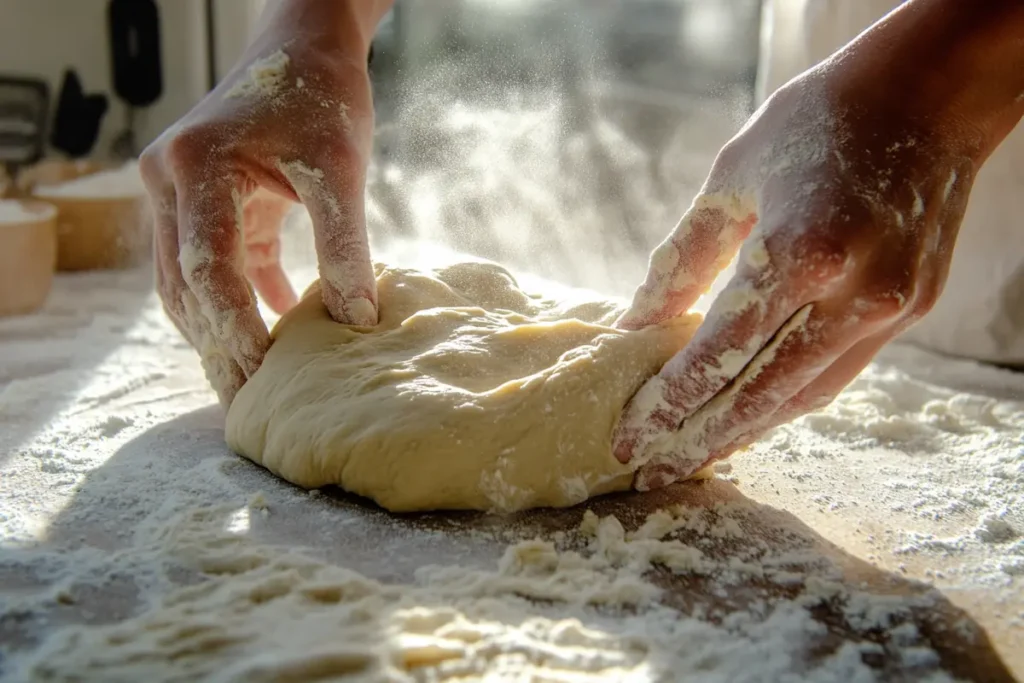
256, 0, 393, 63
832, 0, 1024, 163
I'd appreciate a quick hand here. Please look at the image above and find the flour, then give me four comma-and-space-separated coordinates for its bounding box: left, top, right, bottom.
742, 343, 1024, 595
15, 502, 954, 682
616, 191, 758, 330
275, 159, 341, 227
33, 162, 144, 199
224, 49, 291, 100
3, 255, 1020, 679
942, 170, 958, 203
0, 200, 53, 225
338, 100, 353, 133
276, 159, 378, 326
974, 512, 1018, 544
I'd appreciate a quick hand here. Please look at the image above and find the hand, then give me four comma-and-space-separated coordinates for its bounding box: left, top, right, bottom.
140, 6, 379, 405
610, 0, 1024, 490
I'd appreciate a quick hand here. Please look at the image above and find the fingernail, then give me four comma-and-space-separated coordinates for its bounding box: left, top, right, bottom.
611, 429, 635, 464
341, 296, 377, 326
323, 283, 378, 326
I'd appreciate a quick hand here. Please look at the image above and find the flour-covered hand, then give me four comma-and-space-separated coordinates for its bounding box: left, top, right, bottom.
141, 0, 389, 404
613, 0, 1024, 489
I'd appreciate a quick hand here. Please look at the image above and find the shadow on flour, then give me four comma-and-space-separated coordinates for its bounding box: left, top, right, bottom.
0, 405, 1015, 682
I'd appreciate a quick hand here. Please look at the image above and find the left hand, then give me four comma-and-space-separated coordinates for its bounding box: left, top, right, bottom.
140, 10, 379, 405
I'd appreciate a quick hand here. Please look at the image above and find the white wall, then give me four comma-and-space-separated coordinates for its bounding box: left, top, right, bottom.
212, 0, 265, 83
0, 0, 259, 159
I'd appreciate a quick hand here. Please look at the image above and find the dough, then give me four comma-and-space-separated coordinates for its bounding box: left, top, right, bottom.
226, 262, 700, 512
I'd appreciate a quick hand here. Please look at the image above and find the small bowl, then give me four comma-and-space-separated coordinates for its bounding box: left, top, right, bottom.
33, 164, 150, 271
0, 199, 58, 316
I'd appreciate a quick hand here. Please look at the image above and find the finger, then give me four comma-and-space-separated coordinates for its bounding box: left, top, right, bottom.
633, 302, 886, 490
242, 193, 298, 314
149, 181, 248, 405
613, 231, 813, 466
179, 285, 249, 406
278, 158, 377, 326
175, 170, 270, 379
634, 328, 896, 491
153, 211, 193, 344
147, 183, 190, 334
247, 260, 299, 314
243, 228, 298, 315
732, 327, 897, 448
616, 193, 758, 330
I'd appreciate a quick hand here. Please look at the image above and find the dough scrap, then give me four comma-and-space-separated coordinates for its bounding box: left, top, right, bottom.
226, 262, 701, 512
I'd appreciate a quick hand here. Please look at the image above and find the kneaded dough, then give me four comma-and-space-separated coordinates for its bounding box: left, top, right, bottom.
226, 262, 701, 512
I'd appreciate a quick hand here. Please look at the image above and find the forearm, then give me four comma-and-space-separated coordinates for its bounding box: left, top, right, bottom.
836, 0, 1024, 162
254, 0, 394, 60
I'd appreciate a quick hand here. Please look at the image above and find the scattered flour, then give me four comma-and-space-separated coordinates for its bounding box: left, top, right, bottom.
15, 503, 955, 682
742, 342, 1023, 597
0, 257, 1019, 680
0, 200, 54, 225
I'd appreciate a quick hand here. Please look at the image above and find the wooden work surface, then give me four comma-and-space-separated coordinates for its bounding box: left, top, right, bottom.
0, 404, 1013, 681
0, 267, 1020, 681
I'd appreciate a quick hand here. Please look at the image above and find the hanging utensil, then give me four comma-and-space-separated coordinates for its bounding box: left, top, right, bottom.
0, 76, 49, 180
50, 70, 108, 159
108, 0, 163, 159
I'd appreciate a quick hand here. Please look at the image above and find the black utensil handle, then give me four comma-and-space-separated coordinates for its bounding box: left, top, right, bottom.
108, 0, 163, 107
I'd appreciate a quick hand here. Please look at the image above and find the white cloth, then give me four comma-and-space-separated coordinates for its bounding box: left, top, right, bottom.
757, 0, 1024, 365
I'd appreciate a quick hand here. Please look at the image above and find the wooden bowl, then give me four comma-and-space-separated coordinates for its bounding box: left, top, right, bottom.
0, 199, 58, 317
0, 167, 12, 199
33, 165, 150, 271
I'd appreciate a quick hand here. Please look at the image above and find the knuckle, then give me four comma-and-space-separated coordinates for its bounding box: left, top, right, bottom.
784, 230, 853, 284
316, 134, 367, 175
138, 145, 165, 188
860, 270, 937, 322
907, 278, 942, 320
165, 125, 221, 169
708, 140, 744, 185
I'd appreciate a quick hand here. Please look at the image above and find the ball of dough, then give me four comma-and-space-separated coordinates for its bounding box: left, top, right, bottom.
226, 262, 700, 512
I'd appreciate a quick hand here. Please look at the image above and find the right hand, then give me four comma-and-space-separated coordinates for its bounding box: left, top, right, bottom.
612, 0, 1024, 489
612, 72, 977, 488
141, 27, 377, 405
